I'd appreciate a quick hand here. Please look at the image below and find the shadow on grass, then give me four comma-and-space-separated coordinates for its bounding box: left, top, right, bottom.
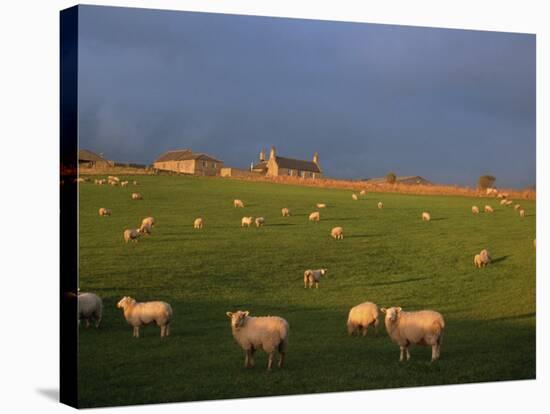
267, 223, 295, 227
486, 312, 535, 322
324, 217, 362, 222
346, 234, 382, 238
430, 218, 448, 221
368, 277, 431, 287
492, 255, 512, 264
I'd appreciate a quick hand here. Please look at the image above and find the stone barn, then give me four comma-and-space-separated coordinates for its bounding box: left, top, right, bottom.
252, 147, 322, 179
78, 149, 111, 169
154, 149, 223, 176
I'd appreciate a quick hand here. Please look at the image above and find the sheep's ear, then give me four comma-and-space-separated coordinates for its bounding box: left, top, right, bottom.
380, 308, 386, 313
226, 312, 233, 318
243, 311, 250, 317
396, 307, 402, 313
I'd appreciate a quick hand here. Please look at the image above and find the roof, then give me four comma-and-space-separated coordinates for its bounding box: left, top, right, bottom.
78, 149, 108, 162
252, 161, 268, 171
154, 149, 222, 163
274, 156, 321, 173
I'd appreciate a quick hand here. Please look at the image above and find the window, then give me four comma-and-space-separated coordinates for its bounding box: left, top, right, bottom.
202, 161, 207, 168
287, 169, 292, 176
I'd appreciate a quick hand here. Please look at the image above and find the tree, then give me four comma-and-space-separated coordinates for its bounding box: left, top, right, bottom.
478, 175, 496, 190
385, 171, 397, 184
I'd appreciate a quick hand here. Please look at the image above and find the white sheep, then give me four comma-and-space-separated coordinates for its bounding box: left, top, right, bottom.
500, 199, 508, 206
381, 306, 445, 362
117, 296, 173, 338
121, 181, 129, 187
359, 190, 367, 195
484, 205, 494, 213
352, 193, 358, 200
316, 203, 326, 209
473, 254, 483, 268
422, 212, 431, 221
241, 216, 254, 227
109, 180, 118, 186
505, 200, 513, 206
309, 211, 320, 222
471, 206, 479, 214
138, 222, 152, 236
255, 217, 265, 227
141, 217, 155, 228
124, 229, 140, 243
303, 268, 327, 288
194, 217, 203, 229
378, 202, 384, 209
519, 209, 526, 217
131, 193, 143, 200
281, 208, 290, 217
331, 226, 344, 240
108, 176, 120, 182
225, 310, 289, 370
347, 302, 379, 336
133, 180, 139, 185
514, 204, 521, 211
98, 207, 112, 216
480, 249, 492, 265
234, 199, 244, 208
78, 292, 103, 328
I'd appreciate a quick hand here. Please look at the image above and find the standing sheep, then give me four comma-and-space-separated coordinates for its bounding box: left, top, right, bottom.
234, 199, 244, 208
124, 229, 140, 243
255, 217, 265, 228
378, 202, 384, 209
225, 310, 289, 371
316, 203, 326, 209
141, 217, 155, 228
347, 302, 379, 336
352, 193, 358, 200
422, 212, 431, 221
359, 190, 367, 195
479, 249, 492, 265
117, 296, 173, 338
500, 199, 508, 206
121, 181, 129, 187
131, 193, 143, 200
98, 207, 112, 216
484, 205, 494, 213
473, 254, 484, 268
309, 211, 320, 222
331, 226, 344, 240
381, 306, 445, 362
514, 204, 521, 211
138, 222, 152, 236
194, 217, 203, 229
281, 208, 290, 217
519, 209, 526, 218
133, 180, 139, 185
78, 292, 103, 328
241, 217, 254, 227
303, 268, 328, 288
471, 206, 479, 214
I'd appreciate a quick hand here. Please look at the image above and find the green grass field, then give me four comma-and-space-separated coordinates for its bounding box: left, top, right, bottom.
78, 175, 536, 408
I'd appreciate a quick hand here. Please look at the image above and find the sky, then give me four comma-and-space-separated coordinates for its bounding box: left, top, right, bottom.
77, 5, 536, 188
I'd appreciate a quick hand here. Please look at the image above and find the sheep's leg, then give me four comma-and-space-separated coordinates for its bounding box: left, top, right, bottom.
315, 282, 319, 289
133, 327, 140, 338
278, 352, 285, 368
95, 315, 101, 328
267, 352, 274, 371
304, 276, 308, 288
399, 346, 406, 362
166, 323, 170, 336
406, 348, 411, 361
249, 348, 255, 367
160, 325, 166, 338
244, 351, 249, 368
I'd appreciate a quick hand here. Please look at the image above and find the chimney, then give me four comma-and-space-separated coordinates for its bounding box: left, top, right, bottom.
313, 152, 319, 164
269, 146, 276, 160
259, 149, 265, 162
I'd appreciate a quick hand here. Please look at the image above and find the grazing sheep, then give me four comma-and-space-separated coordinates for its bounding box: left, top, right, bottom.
131, 193, 143, 200
138, 222, 152, 236
121, 181, 129, 187
505, 200, 513, 206
303, 268, 328, 289
359, 190, 367, 195
234, 199, 244, 208
109, 180, 118, 186
108, 176, 120, 182
133, 180, 139, 185
316, 203, 326, 209
500, 199, 508, 206
422, 212, 431, 221
519, 209, 526, 218
255, 217, 265, 228
194, 217, 203, 229
381, 307, 445, 362
484, 205, 494, 213
331, 226, 344, 240
78, 292, 103, 328
241, 216, 254, 227
225, 310, 289, 370
474, 254, 483, 268
471, 206, 479, 214
117, 296, 173, 338
309, 211, 320, 222
514, 204, 521, 211
352, 193, 358, 200
98, 207, 112, 216
141, 217, 155, 228
281, 208, 290, 217
378, 202, 384, 209
124, 229, 140, 243
480, 249, 492, 265
347, 302, 379, 336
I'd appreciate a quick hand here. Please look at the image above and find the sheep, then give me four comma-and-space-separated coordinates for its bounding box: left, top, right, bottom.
484, 205, 494, 213
473, 254, 483, 268
500, 199, 508, 206
234, 199, 244, 208
505, 200, 513, 206
303, 268, 327, 289
480, 249, 492, 265
78, 292, 103, 328
359, 190, 367, 195
381, 306, 445, 362
347, 302, 379, 337
138, 222, 152, 236
352, 193, 358, 200
255, 217, 265, 228
98, 207, 112, 216
108, 176, 120, 182
141, 217, 155, 228
316, 203, 326, 209
486, 187, 498, 195
281, 208, 290, 217
124, 229, 140, 243
117, 296, 173, 338
194, 217, 203, 229
121, 181, 129, 187
378, 202, 384, 209
519, 209, 526, 218
471, 206, 479, 214
241, 216, 254, 227
331, 226, 344, 240
421, 212, 431, 221
225, 310, 289, 370
131, 192, 143, 200
514, 204, 521, 211
109, 180, 118, 186
133, 180, 139, 185
75, 177, 86, 183
309, 211, 320, 222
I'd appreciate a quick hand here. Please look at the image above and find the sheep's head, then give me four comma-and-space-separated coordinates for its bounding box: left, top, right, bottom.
321, 269, 328, 276
117, 296, 135, 309
381, 306, 402, 323
226, 310, 250, 329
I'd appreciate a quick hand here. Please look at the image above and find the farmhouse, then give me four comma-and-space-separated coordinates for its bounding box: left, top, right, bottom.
252, 147, 322, 179
78, 149, 112, 169
153, 149, 223, 176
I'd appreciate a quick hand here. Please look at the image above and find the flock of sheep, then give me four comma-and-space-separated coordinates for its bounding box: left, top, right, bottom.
77, 176, 533, 370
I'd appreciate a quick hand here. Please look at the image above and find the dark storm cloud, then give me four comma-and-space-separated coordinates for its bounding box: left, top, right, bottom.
78, 5, 535, 187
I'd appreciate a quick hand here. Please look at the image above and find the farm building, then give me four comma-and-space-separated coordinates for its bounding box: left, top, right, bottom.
153, 149, 223, 176
252, 147, 322, 179
364, 175, 433, 185
78, 149, 112, 169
